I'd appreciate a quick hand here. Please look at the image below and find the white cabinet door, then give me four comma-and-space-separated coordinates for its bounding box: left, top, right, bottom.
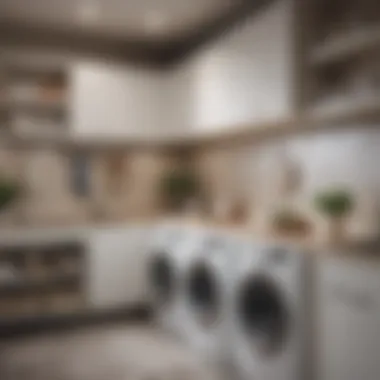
86, 227, 150, 309
69, 62, 163, 138
317, 257, 380, 380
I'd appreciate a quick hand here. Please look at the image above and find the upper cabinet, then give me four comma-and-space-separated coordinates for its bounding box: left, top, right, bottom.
184, 0, 295, 134
69, 61, 167, 140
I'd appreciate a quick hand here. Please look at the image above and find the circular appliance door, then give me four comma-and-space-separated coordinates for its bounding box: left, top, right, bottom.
186, 261, 220, 328
149, 252, 175, 305
235, 274, 289, 357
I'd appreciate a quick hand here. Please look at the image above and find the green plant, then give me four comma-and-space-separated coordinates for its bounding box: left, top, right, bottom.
160, 167, 201, 211
0, 178, 21, 211
314, 189, 354, 219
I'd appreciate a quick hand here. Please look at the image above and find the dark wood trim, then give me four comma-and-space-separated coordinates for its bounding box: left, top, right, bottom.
292, 0, 316, 112
171, 0, 274, 64
0, 20, 170, 68
0, 1, 273, 67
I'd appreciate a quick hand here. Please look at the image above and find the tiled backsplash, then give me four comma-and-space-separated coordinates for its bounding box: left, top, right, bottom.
196, 126, 380, 239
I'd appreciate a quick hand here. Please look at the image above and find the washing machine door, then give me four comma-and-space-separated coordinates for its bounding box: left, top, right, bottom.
149, 252, 175, 306
186, 259, 221, 328
234, 272, 290, 358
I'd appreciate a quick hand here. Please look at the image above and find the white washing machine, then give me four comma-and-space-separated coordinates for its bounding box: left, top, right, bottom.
147, 224, 205, 338
147, 223, 189, 334
229, 243, 313, 380
180, 230, 240, 365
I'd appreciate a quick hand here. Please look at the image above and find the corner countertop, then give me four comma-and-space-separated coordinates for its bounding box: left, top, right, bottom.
0, 216, 379, 261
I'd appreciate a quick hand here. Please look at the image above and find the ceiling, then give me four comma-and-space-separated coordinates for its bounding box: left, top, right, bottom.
0, 0, 269, 65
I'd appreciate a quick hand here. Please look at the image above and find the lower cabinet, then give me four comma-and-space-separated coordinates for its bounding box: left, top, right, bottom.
316, 256, 380, 380
86, 227, 150, 310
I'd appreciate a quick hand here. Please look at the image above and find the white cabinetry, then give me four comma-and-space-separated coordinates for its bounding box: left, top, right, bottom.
86, 227, 150, 310
69, 62, 164, 139
316, 256, 380, 380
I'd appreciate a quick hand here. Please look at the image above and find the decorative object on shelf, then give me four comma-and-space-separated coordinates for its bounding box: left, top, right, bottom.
39, 73, 66, 102
212, 196, 232, 222
227, 198, 249, 225
0, 177, 21, 212
271, 208, 312, 238
105, 152, 127, 196
314, 188, 354, 244
160, 165, 202, 213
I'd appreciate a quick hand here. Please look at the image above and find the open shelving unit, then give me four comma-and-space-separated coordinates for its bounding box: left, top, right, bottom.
310, 25, 380, 66
0, 240, 85, 320
0, 60, 69, 140
304, 0, 380, 122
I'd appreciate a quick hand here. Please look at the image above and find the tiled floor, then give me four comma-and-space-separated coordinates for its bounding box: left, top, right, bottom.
0, 323, 223, 380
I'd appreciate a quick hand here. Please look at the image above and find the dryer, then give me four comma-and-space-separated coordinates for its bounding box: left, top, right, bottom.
180, 230, 239, 365
229, 243, 313, 380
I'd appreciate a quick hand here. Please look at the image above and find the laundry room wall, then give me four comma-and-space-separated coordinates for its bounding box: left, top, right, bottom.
0, 146, 173, 225
195, 126, 380, 239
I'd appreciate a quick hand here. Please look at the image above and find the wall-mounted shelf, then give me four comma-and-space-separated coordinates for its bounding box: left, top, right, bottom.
311, 26, 380, 66
0, 98, 67, 115
0, 61, 69, 140
304, 0, 380, 124
0, 274, 80, 296
309, 94, 380, 123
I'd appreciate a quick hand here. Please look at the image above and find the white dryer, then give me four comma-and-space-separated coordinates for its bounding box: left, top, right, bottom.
180, 230, 239, 364
229, 243, 313, 380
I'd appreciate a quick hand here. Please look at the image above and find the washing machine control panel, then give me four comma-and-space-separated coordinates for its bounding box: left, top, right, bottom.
265, 247, 289, 265
203, 236, 225, 251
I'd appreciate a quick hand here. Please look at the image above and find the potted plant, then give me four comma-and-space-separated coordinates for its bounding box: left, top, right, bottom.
271, 208, 312, 238
0, 178, 21, 212
314, 188, 354, 244
159, 167, 202, 213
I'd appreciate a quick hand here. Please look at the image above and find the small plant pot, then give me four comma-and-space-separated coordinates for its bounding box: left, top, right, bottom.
271, 210, 312, 240
272, 225, 311, 240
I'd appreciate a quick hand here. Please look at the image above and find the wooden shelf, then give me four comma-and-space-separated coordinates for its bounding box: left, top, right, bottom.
0, 97, 67, 116
0, 58, 69, 144
308, 94, 380, 124
0, 274, 81, 296
0, 110, 379, 150
0, 239, 85, 318
310, 25, 380, 66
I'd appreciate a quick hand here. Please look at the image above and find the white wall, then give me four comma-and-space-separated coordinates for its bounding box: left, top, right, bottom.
199, 127, 380, 239
181, 0, 294, 133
